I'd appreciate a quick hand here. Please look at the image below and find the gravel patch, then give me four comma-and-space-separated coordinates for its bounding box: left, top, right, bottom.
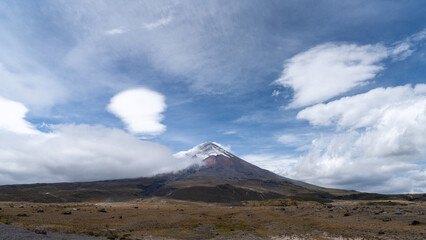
0, 224, 53, 240
0, 224, 107, 240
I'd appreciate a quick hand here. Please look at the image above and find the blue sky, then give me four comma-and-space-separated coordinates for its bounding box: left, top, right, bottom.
0, 1, 425, 193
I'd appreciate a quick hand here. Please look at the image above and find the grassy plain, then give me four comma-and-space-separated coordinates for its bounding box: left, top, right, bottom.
0, 198, 424, 239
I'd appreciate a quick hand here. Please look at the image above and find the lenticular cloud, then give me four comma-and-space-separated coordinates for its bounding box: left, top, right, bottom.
107, 88, 167, 136
276, 43, 388, 108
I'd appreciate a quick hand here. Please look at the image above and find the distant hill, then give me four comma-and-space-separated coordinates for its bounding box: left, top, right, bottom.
1, 142, 422, 203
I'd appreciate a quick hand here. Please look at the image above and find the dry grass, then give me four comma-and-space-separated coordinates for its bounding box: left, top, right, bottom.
0, 198, 424, 239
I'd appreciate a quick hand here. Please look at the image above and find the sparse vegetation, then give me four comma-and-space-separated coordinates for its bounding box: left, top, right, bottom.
0, 198, 423, 239
213, 224, 253, 235
106, 232, 118, 239
363, 201, 408, 206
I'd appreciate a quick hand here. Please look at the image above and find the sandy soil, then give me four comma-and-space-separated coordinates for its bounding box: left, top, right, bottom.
0, 198, 424, 239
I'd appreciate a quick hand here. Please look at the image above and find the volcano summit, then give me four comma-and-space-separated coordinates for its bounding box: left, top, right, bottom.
173, 142, 282, 181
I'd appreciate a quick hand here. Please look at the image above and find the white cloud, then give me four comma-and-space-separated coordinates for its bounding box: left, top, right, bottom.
0, 18, 69, 111
107, 88, 167, 136
214, 142, 232, 152
287, 84, 426, 193
144, 15, 173, 30
277, 134, 301, 145
0, 124, 185, 184
47, 1, 284, 94
0, 97, 38, 134
297, 84, 426, 128
272, 30, 426, 192
272, 90, 281, 97
277, 133, 314, 152
0, 60, 68, 110
391, 28, 426, 61
275, 43, 389, 108
235, 110, 273, 123
223, 130, 237, 135
275, 28, 426, 109
289, 132, 425, 193
242, 154, 298, 177
0, 99, 189, 184
173, 142, 232, 166
105, 27, 127, 35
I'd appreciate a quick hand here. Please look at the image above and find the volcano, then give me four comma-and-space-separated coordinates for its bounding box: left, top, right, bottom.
173, 142, 282, 180
145, 142, 349, 202
0, 142, 357, 203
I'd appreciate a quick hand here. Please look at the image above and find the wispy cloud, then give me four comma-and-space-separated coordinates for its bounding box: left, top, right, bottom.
0, 56, 68, 110
277, 133, 313, 151
242, 154, 298, 177
277, 134, 301, 145
391, 28, 426, 61
144, 15, 173, 30
271, 90, 281, 97
223, 130, 237, 135
105, 27, 127, 35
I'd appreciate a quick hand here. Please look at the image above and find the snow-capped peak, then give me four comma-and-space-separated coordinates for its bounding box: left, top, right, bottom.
174, 142, 234, 161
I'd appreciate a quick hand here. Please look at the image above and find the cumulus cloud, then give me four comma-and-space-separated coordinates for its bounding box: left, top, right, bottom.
0, 98, 188, 185
107, 88, 167, 136
287, 84, 426, 193
275, 43, 389, 108
297, 84, 426, 128
272, 29, 426, 192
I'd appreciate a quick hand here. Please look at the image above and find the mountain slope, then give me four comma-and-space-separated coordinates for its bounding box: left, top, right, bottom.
0, 142, 358, 203
174, 142, 282, 180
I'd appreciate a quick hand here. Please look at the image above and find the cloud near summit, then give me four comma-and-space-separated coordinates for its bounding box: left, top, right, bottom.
0, 97, 187, 185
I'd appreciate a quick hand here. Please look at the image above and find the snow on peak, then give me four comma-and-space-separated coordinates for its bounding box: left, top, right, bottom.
174, 142, 234, 162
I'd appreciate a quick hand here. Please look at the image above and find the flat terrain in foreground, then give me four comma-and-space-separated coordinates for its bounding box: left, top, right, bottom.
0, 198, 424, 240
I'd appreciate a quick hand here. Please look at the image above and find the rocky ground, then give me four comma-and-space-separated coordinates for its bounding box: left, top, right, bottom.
0, 198, 424, 239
